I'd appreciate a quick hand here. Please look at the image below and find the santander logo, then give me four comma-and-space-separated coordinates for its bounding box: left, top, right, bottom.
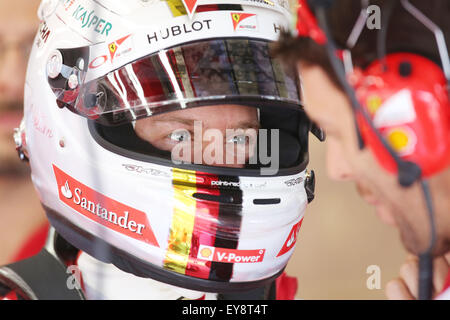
61, 181, 73, 199
53, 165, 159, 247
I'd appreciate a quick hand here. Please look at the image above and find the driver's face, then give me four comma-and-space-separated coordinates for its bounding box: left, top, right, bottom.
134, 105, 259, 168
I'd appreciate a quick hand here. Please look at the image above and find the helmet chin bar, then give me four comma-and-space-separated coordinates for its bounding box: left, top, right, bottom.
44, 205, 284, 293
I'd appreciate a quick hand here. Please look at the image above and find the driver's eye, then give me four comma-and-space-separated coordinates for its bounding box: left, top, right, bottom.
227, 135, 250, 145
169, 129, 191, 142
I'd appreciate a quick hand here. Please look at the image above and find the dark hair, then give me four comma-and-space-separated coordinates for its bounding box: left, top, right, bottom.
273, 0, 450, 89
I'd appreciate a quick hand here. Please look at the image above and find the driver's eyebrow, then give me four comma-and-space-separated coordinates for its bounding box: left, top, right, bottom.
234, 120, 260, 130
152, 117, 196, 126
151, 118, 260, 130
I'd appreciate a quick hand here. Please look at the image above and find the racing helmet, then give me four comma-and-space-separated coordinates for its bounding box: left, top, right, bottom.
18, 0, 315, 292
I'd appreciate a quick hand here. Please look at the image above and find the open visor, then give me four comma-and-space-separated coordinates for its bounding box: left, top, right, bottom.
48, 38, 301, 126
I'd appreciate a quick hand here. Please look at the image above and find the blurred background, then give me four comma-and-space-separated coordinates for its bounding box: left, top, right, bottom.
0, 0, 407, 299
0, 0, 48, 265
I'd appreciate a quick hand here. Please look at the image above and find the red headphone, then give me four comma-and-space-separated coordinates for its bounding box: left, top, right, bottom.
296, 0, 450, 179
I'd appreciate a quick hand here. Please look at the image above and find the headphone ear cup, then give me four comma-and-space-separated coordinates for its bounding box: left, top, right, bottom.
352, 53, 450, 178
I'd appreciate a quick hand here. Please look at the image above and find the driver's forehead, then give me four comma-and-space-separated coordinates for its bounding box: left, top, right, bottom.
300, 69, 354, 133
149, 105, 258, 122
303, 97, 343, 133
0, 0, 39, 38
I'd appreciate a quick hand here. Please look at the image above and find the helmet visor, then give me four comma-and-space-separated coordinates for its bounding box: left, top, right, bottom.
50, 38, 301, 126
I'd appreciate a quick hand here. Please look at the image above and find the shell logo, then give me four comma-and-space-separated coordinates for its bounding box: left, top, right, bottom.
200, 247, 212, 259
197, 245, 215, 261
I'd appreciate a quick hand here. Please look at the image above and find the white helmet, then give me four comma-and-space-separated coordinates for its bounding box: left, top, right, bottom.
18, 0, 315, 293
